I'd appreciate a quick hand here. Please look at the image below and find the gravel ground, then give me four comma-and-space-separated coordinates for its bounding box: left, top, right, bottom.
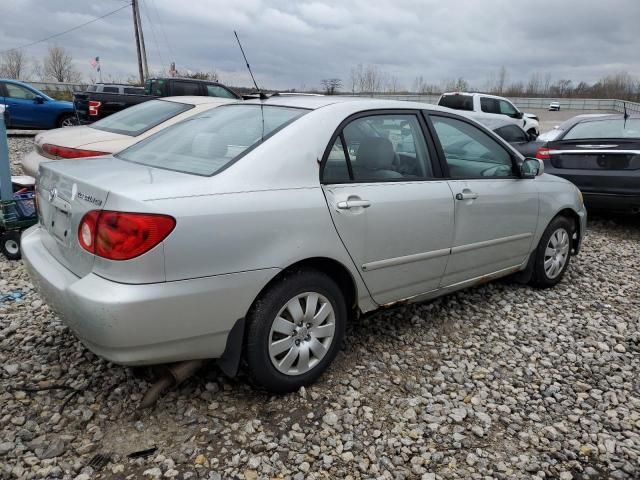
1, 137, 639, 480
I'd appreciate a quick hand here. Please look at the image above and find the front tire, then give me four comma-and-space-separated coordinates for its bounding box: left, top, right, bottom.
529, 216, 573, 288
1, 231, 22, 260
245, 269, 346, 393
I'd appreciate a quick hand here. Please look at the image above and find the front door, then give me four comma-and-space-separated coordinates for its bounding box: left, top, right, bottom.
3, 82, 40, 128
428, 113, 539, 286
321, 111, 455, 305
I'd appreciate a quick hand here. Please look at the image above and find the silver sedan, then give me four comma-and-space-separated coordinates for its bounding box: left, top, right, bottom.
22, 96, 586, 392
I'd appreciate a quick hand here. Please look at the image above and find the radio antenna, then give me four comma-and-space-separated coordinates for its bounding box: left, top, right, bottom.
234, 31, 267, 100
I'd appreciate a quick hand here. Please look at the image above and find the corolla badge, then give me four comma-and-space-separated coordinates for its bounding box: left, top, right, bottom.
48, 188, 57, 202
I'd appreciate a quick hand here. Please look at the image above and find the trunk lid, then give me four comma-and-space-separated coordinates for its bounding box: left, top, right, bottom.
36, 125, 125, 152
547, 138, 640, 194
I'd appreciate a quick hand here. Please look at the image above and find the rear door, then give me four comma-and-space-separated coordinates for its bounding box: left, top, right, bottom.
321, 110, 454, 305
427, 113, 539, 286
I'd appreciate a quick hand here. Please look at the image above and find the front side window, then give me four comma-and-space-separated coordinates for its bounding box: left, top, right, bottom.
206, 85, 237, 99
431, 116, 514, 178
117, 105, 307, 176
499, 100, 518, 116
495, 125, 528, 143
480, 97, 500, 114
322, 114, 432, 183
90, 99, 192, 136
5, 84, 36, 100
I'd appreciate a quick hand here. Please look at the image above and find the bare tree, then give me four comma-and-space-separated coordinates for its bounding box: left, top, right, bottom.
496, 66, 508, 94
181, 70, 219, 82
42, 46, 80, 82
0, 50, 29, 79
320, 78, 342, 95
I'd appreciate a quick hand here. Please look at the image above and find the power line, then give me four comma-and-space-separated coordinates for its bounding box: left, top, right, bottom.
148, 0, 174, 60
140, 0, 166, 72
0, 3, 132, 55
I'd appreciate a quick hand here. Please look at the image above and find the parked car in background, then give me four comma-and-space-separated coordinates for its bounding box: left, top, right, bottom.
549, 101, 561, 111
21, 96, 237, 177
85, 83, 144, 95
0, 79, 75, 129
438, 91, 540, 137
73, 77, 241, 124
535, 114, 640, 213
23, 97, 586, 392
465, 117, 543, 158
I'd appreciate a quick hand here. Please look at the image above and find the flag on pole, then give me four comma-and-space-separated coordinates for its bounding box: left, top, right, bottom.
90, 56, 101, 72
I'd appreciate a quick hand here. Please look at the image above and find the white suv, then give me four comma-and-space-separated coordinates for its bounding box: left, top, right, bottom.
438, 92, 540, 137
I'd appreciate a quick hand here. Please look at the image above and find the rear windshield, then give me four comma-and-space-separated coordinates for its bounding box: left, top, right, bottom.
438, 94, 474, 111
116, 104, 307, 176
564, 119, 640, 140
90, 99, 192, 136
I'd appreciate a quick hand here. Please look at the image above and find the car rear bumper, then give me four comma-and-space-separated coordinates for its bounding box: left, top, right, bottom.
22, 225, 278, 366
21, 150, 53, 177
583, 192, 640, 213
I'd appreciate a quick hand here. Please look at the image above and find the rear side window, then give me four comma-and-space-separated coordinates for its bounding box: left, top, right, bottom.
102, 86, 118, 93
90, 99, 192, 136
322, 114, 433, 183
87, 85, 97, 92
431, 116, 514, 178
206, 85, 237, 99
124, 87, 142, 95
171, 81, 201, 96
438, 95, 474, 111
480, 97, 500, 114
117, 105, 307, 176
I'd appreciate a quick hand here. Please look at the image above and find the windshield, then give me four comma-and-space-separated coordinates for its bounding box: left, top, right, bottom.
117, 104, 307, 176
90, 99, 192, 136
563, 119, 640, 140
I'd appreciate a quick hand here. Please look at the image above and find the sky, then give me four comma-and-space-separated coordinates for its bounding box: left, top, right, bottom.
1, 0, 639, 90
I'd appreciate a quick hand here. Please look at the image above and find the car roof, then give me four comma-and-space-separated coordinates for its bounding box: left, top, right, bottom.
241, 95, 454, 113
556, 113, 637, 131
161, 96, 239, 106
440, 91, 509, 100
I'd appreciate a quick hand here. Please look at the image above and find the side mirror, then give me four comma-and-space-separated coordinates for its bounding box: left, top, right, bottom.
34, 95, 44, 104
527, 131, 538, 141
514, 111, 524, 119
521, 158, 544, 178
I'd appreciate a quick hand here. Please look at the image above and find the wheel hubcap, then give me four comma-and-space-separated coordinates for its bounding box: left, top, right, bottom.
544, 227, 570, 279
61, 118, 74, 127
5, 239, 19, 255
268, 292, 336, 376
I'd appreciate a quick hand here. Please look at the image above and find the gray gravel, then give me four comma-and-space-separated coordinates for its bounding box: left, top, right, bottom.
1, 137, 639, 479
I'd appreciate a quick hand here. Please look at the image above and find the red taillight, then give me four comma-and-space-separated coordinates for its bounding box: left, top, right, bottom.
78, 211, 176, 260
535, 147, 551, 160
88, 100, 101, 116
42, 143, 109, 159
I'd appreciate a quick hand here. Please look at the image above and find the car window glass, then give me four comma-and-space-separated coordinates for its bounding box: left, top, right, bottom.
337, 114, 432, 182
438, 95, 473, 111
117, 105, 307, 176
124, 87, 142, 94
5, 84, 36, 100
495, 125, 527, 143
102, 86, 118, 93
480, 97, 499, 114
172, 81, 201, 96
564, 119, 640, 139
432, 116, 514, 178
322, 138, 351, 183
499, 100, 517, 116
206, 85, 237, 99
90, 99, 192, 136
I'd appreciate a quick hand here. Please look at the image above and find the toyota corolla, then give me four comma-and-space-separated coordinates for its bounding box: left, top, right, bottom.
22, 96, 586, 392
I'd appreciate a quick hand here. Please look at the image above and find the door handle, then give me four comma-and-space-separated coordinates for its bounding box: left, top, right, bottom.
455, 191, 479, 201
337, 199, 372, 209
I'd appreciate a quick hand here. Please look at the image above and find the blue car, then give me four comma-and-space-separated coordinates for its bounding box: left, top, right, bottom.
0, 79, 75, 129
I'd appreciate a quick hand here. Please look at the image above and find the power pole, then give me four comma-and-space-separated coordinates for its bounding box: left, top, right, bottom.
134, 0, 149, 79
132, 0, 144, 85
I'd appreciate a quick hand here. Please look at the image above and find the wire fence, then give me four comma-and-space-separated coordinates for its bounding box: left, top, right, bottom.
353, 93, 640, 114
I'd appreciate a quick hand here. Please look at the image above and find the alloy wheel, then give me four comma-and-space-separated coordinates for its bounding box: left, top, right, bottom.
544, 227, 570, 279
268, 292, 336, 376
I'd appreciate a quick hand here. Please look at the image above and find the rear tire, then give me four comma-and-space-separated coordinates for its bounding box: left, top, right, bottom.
57, 114, 75, 128
1, 231, 22, 260
529, 216, 574, 288
245, 269, 346, 393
